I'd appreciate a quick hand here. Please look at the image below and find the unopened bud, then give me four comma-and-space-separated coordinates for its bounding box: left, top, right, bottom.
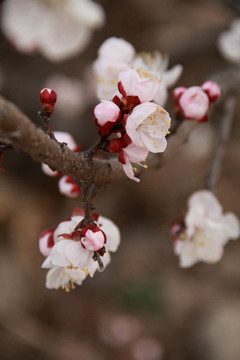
39, 88, 57, 116
39, 228, 55, 257
94, 100, 121, 136
201, 81, 221, 102
81, 224, 106, 251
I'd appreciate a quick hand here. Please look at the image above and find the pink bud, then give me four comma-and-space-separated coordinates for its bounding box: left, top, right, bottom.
39, 88, 57, 115
94, 100, 121, 136
179, 86, 209, 121
39, 228, 55, 257
201, 81, 221, 102
81, 224, 106, 251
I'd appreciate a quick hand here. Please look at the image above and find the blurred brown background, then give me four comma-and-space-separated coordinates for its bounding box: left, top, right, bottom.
0, 0, 240, 359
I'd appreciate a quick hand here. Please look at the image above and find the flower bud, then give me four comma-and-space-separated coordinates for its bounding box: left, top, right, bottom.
174, 86, 209, 121
39, 228, 55, 257
81, 224, 106, 251
201, 81, 221, 102
94, 100, 121, 136
39, 88, 57, 115
58, 176, 81, 198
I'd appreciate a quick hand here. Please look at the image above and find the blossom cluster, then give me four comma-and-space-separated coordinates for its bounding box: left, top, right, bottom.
171, 190, 240, 268
93, 37, 183, 106
40, 207, 120, 290
94, 65, 172, 182
42, 131, 81, 198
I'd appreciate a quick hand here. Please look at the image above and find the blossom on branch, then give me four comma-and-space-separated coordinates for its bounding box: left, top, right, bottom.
94, 100, 122, 136
41, 208, 120, 290
218, 18, 240, 64
173, 81, 221, 122
93, 37, 136, 100
118, 68, 161, 104
172, 190, 240, 268
93, 37, 182, 104
133, 52, 183, 106
1, 0, 105, 62
93, 67, 171, 182
125, 102, 171, 153
119, 143, 149, 183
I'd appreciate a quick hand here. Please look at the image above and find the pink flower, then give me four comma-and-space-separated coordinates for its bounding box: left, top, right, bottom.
81, 224, 106, 251
173, 86, 209, 122
173, 82, 221, 122
119, 143, 149, 182
118, 68, 161, 104
39, 228, 55, 257
125, 102, 171, 153
94, 100, 121, 135
58, 176, 81, 198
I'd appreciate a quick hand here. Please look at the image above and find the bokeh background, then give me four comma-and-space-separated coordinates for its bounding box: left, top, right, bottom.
0, 0, 240, 359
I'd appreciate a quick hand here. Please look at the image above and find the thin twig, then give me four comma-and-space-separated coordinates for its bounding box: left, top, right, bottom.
205, 95, 236, 192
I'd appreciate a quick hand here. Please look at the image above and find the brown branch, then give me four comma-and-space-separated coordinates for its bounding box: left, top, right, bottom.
205, 95, 236, 191
0, 96, 125, 186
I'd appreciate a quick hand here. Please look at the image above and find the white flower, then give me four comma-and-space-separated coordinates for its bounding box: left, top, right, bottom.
218, 18, 240, 64
41, 208, 120, 290
93, 38, 182, 104
120, 143, 149, 183
1, 0, 105, 62
133, 52, 183, 106
174, 190, 240, 268
93, 37, 136, 100
125, 102, 171, 153
41, 131, 77, 177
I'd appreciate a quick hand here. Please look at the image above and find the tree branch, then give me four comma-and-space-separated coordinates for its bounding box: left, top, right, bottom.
205, 95, 236, 191
0, 96, 125, 186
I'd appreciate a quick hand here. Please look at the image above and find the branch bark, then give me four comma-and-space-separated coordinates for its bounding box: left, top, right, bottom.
0, 96, 125, 186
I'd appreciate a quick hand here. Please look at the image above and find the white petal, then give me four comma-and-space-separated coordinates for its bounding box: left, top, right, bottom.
98, 216, 121, 252
65, 0, 105, 29
123, 160, 140, 182
221, 212, 240, 242
123, 143, 149, 163
65, 241, 98, 276
98, 37, 135, 62
118, 69, 141, 95
54, 220, 76, 243
174, 240, 198, 268
163, 64, 183, 87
